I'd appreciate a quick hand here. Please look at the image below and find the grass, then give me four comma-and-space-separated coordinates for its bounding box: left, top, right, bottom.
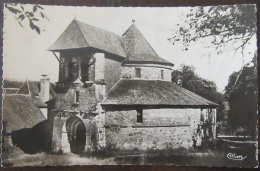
2, 141, 258, 167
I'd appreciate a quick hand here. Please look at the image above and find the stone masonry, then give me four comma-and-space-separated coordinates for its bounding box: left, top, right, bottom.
122, 65, 172, 81
103, 108, 216, 150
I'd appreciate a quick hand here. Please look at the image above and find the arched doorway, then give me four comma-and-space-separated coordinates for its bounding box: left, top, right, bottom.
65, 116, 86, 154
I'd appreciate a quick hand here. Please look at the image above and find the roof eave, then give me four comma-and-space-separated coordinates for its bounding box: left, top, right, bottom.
101, 104, 218, 111
47, 47, 127, 59
122, 60, 174, 67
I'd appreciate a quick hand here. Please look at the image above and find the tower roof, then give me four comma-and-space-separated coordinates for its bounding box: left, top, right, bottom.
48, 20, 126, 58
48, 19, 173, 66
122, 24, 173, 66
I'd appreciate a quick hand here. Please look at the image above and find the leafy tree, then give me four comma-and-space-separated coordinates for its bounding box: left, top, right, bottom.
168, 4, 256, 57
172, 64, 223, 103
224, 55, 257, 137
4, 3, 48, 34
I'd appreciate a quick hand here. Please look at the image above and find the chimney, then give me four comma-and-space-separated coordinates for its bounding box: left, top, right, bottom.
40, 74, 50, 103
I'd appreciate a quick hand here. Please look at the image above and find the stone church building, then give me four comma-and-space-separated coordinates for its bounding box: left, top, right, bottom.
47, 19, 218, 154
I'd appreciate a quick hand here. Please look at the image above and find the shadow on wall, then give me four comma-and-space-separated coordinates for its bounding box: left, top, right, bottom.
11, 120, 53, 154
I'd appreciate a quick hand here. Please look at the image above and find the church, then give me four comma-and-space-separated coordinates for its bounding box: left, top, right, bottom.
46, 19, 218, 154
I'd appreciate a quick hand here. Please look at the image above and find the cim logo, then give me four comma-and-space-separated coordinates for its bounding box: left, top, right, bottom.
227, 153, 247, 161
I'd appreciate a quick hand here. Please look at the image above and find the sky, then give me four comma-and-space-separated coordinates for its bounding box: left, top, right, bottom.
3, 4, 257, 92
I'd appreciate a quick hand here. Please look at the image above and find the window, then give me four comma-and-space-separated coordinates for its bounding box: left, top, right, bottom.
161, 70, 164, 80
137, 109, 143, 123
135, 68, 141, 78
75, 91, 79, 103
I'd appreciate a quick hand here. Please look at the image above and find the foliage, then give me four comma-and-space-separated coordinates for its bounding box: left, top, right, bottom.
172, 64, 223, 103
224, 54, 257, 137
5, 3, 48, 34
169, 4, 256, 56
3, 79, 23, 88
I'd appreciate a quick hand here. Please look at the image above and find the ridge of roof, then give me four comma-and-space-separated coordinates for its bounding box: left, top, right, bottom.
125, 24, 160, 57
74, 20, 89, 47
48, 19, 87, 51
75, 19, 123, 39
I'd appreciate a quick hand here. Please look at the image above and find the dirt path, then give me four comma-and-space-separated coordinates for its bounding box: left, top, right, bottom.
6, 153, 116, 167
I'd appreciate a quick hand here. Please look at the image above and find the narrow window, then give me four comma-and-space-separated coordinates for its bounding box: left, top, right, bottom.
75, 91, 79, 103
161, 70, 164, 80
137, 109, 143, 123
135, 68, 141, 78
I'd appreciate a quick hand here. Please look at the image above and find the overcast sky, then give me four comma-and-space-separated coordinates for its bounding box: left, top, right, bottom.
3, 5, 257, 92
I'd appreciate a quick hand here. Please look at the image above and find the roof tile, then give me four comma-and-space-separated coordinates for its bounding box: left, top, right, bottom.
102, 79, 218, 107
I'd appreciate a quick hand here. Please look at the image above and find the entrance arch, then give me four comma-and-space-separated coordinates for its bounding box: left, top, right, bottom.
64, 116, 86, 154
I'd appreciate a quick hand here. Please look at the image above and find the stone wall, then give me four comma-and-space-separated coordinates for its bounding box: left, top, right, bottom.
52, 115, 97, 153
94, 53, 105, 81
94, 53, 106, 103
55, 84, 96, 112
83, 119, 97, 151
122, 66, 172, 81
104, 108, 216, 151
105, 109, 194, 127
51, 117, 67, 152
95, 113, 106, 148
104, 55, 123, 93
106, 127, 193, 150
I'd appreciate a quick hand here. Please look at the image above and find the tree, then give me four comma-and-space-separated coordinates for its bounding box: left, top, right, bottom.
172, 64, 223, 103
224, 55, 257, 137
4, 3, 48, 34
168, 4, 256, 57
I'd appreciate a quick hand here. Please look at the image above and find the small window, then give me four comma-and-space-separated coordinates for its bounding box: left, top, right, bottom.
135, 68, 141, 78
75, 91, 79, 103
137, 109, 143, 123
161, 70, 164, 80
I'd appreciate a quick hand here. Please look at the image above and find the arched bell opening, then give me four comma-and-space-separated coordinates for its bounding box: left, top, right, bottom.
65, 116, 86, 154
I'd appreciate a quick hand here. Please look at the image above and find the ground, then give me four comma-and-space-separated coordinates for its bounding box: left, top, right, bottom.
2, 141, 258, 168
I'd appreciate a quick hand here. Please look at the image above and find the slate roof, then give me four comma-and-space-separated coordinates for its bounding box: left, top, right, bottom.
48, 20, 126, 58
102, 79, 218, 107
3, 88, 19, 94
48, 20, 173, 66
122, 24, 173, 66
3, 95, 45, 133
17, 79, 56, 107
